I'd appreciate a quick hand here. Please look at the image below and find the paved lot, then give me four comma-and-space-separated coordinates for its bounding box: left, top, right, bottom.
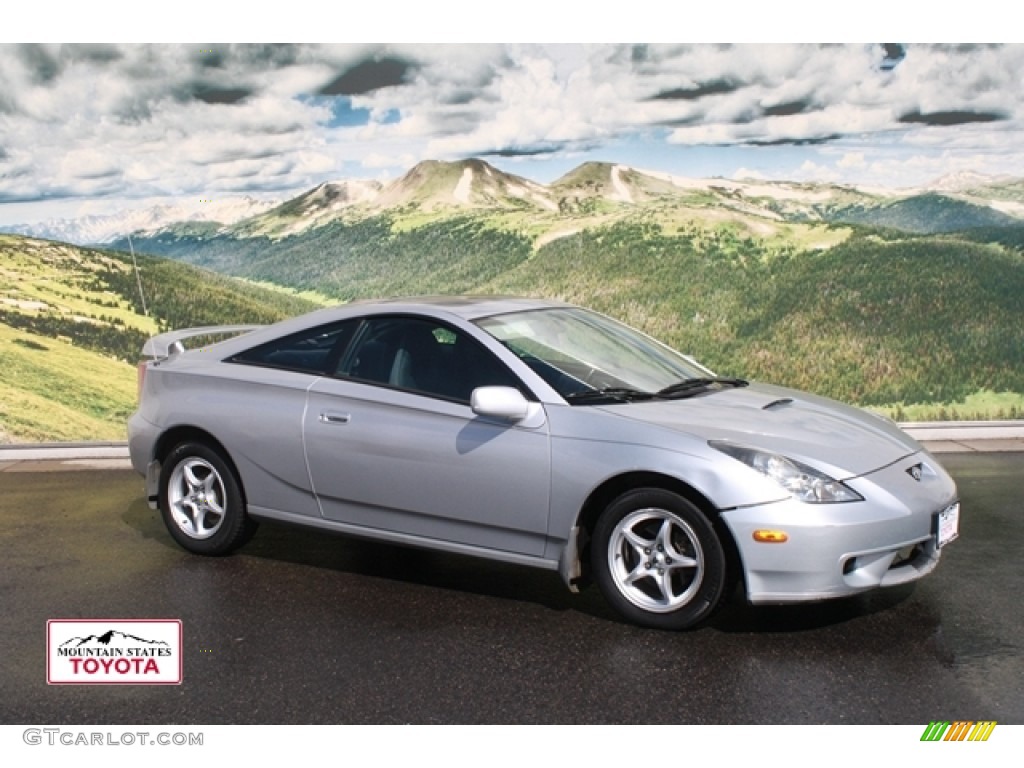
0, 452, 1021, 724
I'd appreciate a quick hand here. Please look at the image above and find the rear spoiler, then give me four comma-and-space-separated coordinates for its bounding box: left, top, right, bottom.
142, 325, 264, 359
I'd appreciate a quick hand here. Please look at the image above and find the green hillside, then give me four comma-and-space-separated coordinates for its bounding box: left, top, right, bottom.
0, 235, 319, 442
114, 211, 1024, 422
481, 222, 1024, 415
114, 216, 536, 300
824, 193, 1019, 233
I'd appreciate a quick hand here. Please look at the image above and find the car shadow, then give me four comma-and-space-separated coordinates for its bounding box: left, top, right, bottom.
122, 494, 174, 543
122, 496, 607, 617
122, 495, 919, 633
246, 519, 619, 615
708, 582, 918, 633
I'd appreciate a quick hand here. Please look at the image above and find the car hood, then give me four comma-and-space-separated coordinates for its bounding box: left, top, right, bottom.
597, 382, 920, 479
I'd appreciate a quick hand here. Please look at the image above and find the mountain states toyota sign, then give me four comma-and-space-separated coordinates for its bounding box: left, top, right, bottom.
47, 619, 182, 685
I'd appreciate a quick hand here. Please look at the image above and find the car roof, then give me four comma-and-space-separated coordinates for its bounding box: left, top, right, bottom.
348, 295, 573, 321
169, 296, 576, 360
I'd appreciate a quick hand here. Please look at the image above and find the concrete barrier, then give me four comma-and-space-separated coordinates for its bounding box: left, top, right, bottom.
2, 422, 1023, 475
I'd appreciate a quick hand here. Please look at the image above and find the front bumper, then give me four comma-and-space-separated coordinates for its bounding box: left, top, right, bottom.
721, 452, 957, 603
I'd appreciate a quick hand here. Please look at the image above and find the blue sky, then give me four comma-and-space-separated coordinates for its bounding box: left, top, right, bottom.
1, 15, 1021, 226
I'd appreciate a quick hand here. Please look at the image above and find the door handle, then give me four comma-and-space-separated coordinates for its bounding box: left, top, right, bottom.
319, 411, 351, 425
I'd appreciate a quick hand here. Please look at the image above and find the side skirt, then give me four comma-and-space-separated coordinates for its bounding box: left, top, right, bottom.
247, 504, 564, 574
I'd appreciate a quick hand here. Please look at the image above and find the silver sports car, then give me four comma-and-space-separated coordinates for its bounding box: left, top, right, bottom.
128, 296, 959, 629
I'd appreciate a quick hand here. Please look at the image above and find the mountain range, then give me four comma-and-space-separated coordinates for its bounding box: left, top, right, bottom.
7, 196, 279, 246
7, 158, 1024, 246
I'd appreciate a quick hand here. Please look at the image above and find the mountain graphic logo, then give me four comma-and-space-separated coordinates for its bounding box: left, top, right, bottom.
60, 630, 171, 649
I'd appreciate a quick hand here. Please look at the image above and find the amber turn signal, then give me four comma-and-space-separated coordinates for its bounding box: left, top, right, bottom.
753, 529, 789, 543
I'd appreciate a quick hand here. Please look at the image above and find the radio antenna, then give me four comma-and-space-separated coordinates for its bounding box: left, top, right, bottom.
128, 233, 148, 317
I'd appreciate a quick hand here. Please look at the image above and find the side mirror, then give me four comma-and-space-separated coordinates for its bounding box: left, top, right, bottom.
470, 386, 530, 422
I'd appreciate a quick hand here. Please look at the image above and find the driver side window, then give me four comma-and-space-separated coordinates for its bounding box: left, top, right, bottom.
338, 316, 522, 403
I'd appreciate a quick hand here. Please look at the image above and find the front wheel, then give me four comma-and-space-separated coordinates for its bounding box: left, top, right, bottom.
158, 442, 256, 556
592, 488, 728, 630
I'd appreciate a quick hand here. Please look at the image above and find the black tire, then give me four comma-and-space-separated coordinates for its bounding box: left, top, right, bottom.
158, 441, 257, 556
592, 488, 728, 630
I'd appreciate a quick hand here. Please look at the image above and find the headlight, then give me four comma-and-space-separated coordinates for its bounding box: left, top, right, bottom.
710, 442, 864, 503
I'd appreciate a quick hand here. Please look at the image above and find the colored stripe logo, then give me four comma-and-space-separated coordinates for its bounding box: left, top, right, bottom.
920, 721, 997, 742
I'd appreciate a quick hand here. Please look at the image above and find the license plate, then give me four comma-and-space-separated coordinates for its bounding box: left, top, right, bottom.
937, 502, 960, 549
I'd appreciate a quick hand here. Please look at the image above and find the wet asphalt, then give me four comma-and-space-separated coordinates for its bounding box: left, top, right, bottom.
0, 453, 1021, 724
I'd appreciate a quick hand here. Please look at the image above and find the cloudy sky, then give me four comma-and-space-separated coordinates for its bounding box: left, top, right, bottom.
2, 38, 1023, 226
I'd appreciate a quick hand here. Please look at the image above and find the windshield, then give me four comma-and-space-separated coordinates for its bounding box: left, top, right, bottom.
475, 307, 715, 401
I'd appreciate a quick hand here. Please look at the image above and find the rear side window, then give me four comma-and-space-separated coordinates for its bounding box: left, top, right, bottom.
229, 320, 358, 375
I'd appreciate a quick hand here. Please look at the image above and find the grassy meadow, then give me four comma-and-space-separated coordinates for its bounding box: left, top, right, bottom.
0, 234, 318, 442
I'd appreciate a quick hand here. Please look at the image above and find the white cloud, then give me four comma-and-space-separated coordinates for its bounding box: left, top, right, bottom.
732, 167, 766, 180
838, 152, 866, 169
796, 160, 841, 183
4, 43, 1024, 215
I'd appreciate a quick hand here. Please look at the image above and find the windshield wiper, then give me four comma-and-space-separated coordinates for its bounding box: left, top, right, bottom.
567, 378, 747, 404
565, 387, 657, 404
656, 377, 748, 399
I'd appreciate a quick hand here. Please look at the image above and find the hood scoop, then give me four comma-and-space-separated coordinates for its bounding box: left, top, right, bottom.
762, 397, 794, 411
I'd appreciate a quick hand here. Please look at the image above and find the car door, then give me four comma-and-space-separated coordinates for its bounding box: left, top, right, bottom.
221, 318, 359, 518
303, 315, 552, 557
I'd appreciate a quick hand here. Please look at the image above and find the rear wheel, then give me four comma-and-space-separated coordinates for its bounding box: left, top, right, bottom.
159, 442, 256, 555
592, 488, 727, 630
